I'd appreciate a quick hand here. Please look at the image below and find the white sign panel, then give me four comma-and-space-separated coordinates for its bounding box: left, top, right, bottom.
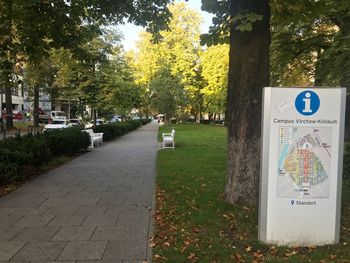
259, 87, 346, 246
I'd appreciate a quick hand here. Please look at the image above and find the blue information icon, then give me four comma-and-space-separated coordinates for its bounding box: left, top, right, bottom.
295, 90, 320, 116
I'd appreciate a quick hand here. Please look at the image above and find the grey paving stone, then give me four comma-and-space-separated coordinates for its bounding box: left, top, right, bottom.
84, 185, 109, 192
11, 241, 67, 261
12, 215, 55, 227
90, 226, 130, 241
47, 215, 86, 226
74, 205, 108, 216
12, 226, 61, 241
106, 185, 132, 192
96, 197, 126, 206
64, 191, 92, 199
0, 241, 26, 261
0, 215, 23, 227
104, 205, 149, 216
102, 239, 147, 261
52, 226, 96, 241
90, 191, 126, 199
82, 214, 119, 226
57, 241, 108, 261
0, 227, 24, 241
117, 213, 150, 229
43, 205, 79, 216
39, 197, 73, 207
0, 207, 16, 216
69, 197, 100, 206
12, 206, 49, 216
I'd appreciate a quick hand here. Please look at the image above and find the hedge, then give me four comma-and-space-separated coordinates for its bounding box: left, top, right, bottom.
93, 119, 151, 141
0, 128, 90, 186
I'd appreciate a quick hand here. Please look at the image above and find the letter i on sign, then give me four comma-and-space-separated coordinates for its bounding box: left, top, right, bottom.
302, 92, 312, 113
295, 90, 320, 116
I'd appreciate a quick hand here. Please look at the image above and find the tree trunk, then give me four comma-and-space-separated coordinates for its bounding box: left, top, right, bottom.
338, 21, 350, 141
1, 0, 14, 129
33, 85, 40, 127
314, 48, 323, 87
4, 79, 13, 129
225, 0, 270, 205
93, 108, 97, 128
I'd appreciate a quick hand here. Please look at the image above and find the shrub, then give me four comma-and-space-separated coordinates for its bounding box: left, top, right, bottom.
44, 128, 90, 156
94, 124, 121, 141
200, 119, 210, 124
93, 120, 143, 141
141, 118, 152, 125
0, 162, 18, 185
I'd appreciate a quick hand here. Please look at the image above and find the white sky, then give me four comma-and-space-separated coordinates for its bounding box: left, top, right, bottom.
119, 0, 214, 51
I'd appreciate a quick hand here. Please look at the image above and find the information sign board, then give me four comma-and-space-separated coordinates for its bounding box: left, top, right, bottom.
259, 87, 346, 245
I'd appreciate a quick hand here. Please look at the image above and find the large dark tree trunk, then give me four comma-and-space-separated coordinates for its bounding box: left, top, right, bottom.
1, 0, 14, 129
4, 77, 13, 129
338, 20, 350, 141
225, 0, 270, 205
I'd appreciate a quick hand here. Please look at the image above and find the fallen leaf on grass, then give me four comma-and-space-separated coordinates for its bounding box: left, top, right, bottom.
284, 250, 297, 257
154, 254, 167, 261
192, 227, 201, 233
187, 252, 197, 261
223, 214, 230, 220
253, 250, 264, 259
163, 241, 171, 247
245, 246, 252, 252
149, 241, 156, 248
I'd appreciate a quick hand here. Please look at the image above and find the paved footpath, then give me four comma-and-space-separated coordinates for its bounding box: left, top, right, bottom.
0, 122, 159, 263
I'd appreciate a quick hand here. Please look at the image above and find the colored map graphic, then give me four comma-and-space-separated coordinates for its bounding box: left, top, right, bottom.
277, 127, 331, 198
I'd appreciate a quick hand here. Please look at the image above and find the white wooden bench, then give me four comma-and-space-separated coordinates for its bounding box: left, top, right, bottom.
83, 129, 104, 148
162, 129, 175, 149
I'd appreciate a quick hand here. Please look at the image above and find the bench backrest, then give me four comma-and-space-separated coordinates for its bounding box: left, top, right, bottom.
83, 129, 94, 135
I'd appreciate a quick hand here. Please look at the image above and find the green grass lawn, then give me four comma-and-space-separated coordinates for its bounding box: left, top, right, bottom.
154, 124, 350, 262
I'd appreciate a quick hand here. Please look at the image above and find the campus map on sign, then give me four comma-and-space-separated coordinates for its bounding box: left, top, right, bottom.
277, 127, 331, 199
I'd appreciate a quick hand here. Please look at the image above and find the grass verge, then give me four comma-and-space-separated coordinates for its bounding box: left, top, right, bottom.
154, 124, 350, 262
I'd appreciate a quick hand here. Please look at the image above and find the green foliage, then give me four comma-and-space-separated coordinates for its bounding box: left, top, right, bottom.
51, 30, 141, 117
0, 0, 173, 125
133, 2, 204, 119
93, 120, 142, 141
200, 0, 230, 46
44, 128, 90, 156
200, 44, 229, 115
0, 162, 19, 185
270, 0, 350, 87
0, 128, 89, 186
234, 9, 263, 32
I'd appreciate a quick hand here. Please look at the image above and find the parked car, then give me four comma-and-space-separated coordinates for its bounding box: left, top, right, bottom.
110, 115, 122, 123
69, 118, 84, 128
85, 119, 106, 129
2, 110, 24, 121
44, 120, 72, 131
39, 110, 67, 124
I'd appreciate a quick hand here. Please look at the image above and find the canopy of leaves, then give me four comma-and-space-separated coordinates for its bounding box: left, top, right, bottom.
200, 44, 229, 114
